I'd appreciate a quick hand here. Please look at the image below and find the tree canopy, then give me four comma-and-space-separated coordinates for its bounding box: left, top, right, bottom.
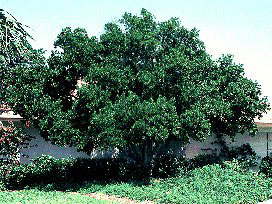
0, 9, 44, 110
0, 9, 39, 164
3, 9, 269, 163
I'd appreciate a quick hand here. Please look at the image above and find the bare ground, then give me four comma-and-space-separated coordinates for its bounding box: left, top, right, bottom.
70, 192, 155, 204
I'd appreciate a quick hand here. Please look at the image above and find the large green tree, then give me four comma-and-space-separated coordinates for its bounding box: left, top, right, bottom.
4, 9, 269, 164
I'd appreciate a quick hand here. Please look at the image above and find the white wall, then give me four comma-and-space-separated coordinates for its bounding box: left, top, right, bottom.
17, 125, 272, 163
185, 132, 270, 159
20, 128, 119, 163
20, 129, 185, 163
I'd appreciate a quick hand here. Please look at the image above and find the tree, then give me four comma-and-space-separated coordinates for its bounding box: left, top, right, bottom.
0, 9, 41, 164
4, 9, 269, 165
0, 9, 34, 107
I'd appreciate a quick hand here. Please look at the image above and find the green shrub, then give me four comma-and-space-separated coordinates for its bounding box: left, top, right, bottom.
152, 154, 188, 178
259, 155, 272, 177
187, 143, 259, 172
218, 142, 259, 167
0, 154, 194, 190
158, 160, 272, 203
3, 153, 266, 191
188, 153, 223, 170
69, 157, 130, 181
0, 162, 33, 190
0, 155, 142, 190
29, 155, 75, 184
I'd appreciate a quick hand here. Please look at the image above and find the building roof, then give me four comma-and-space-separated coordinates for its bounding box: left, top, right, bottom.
0, 110, 23, 121
254, 111, 272, 123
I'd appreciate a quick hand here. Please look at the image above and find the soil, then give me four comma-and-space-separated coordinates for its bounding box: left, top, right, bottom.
70, 192, 155, 204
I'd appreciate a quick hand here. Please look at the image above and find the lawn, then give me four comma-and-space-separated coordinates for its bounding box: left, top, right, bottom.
0, 189, 109, 204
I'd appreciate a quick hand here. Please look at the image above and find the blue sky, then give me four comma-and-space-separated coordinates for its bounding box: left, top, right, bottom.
2, 0, 272, 101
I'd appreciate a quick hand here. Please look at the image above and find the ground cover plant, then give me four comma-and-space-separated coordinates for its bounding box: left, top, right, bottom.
74, 161, 272, 204
12, 160, 269, 204
2, 156, 272, 203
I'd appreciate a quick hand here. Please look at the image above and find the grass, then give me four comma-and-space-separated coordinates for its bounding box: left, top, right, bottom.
0, 189, 110, 204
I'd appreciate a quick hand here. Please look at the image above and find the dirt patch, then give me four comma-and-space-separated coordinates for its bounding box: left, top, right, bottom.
70, 192, 155, 204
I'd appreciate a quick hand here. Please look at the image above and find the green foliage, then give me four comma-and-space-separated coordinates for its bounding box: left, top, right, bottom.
151, 154, 188, 178
0, 189, 108, 204
2, 157, 272, 203
3, 9, 269, 163
78, 160, 272, 204
187, 154, 223, 170
185, 141, 259, 171
0, 9, 42, 170
0, 121, 33, 165
0, 154, 192, 190
214, 136, 256, 159
259, 155, 272, 177
0, 9, 35, 106
211, 136, 260, 168
0, 155, 140, 190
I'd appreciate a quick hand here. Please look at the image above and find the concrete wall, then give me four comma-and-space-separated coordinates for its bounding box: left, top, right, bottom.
20, 128, 119, 163
21, 130, 271, 163
3, 120, 270, 163
21, 129, 270, 163
185, 132, 271, 159
20, 128, 185, 163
